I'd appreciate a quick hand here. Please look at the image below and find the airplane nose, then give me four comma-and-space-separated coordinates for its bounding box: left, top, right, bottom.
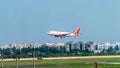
47, 32, 50, 34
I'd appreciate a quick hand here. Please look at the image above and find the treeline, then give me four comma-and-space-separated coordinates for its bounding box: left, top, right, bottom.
0, 46, 67, 58
0, 46, 120, 59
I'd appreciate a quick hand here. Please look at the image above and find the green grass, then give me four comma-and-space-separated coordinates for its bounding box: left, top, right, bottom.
1, 58, 120, 68
36, 65, 94, 68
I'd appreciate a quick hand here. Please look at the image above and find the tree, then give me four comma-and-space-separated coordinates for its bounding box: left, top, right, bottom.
115, 45, 119, 51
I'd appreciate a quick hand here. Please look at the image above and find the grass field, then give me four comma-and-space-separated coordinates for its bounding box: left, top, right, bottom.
1, 57, 120, 68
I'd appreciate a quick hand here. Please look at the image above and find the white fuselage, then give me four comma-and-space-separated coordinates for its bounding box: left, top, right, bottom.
48, 31, 70, 35
48, 31, 75, 37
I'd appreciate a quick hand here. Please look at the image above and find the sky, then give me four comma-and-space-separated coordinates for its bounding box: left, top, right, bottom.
0, 0, 120, 45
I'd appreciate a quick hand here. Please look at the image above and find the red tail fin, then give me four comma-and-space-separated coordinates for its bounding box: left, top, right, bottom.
73, 28, 80, 35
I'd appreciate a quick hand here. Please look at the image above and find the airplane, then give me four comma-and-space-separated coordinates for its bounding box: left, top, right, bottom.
47, 28, 80, 39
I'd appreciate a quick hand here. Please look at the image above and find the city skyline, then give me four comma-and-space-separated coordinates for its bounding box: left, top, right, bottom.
0, 0, 120, 45
0, 41, 120, 54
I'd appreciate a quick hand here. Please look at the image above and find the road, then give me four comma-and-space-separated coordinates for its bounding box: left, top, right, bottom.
1, 55, 120, 61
